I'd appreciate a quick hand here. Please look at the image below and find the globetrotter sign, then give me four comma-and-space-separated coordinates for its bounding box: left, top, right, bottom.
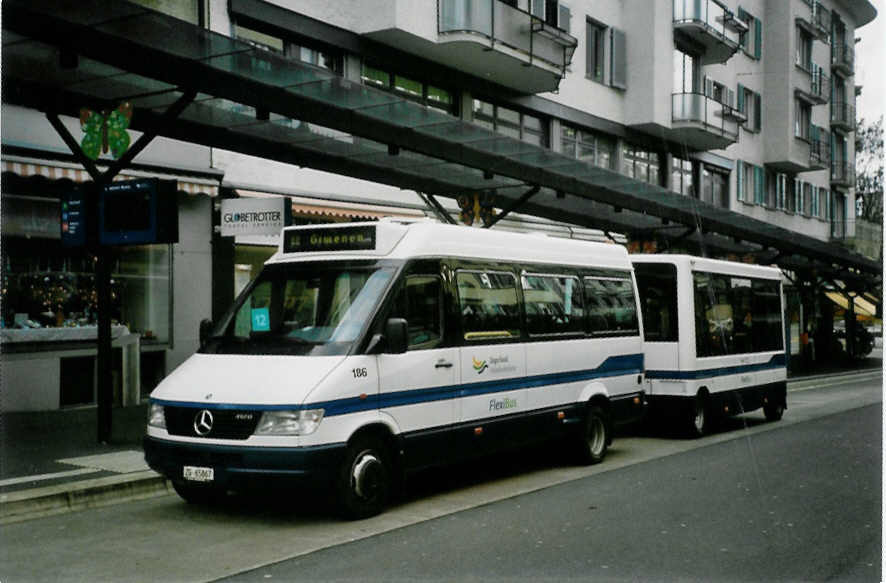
220, 197, 291, 237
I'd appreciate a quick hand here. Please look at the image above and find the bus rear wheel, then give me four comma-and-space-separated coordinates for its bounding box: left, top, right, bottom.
764, 401, 785, 421
336, 435, 392, 519
574, 405, 609, 465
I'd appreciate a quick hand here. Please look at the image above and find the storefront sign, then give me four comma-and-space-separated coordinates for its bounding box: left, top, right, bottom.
220, 197, 290, 237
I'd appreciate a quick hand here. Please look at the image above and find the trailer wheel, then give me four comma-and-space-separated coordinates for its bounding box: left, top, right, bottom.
336, 435, 392, 519
574, 405, 609, 465
689, 393, 710, 437
763, 401, 785, 421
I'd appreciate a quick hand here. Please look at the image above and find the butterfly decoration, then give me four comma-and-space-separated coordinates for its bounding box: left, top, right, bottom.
457, 192, 497, 226
79, 102, 133, 160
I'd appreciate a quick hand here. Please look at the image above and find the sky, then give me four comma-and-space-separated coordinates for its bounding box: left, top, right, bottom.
855, 0, 886, 124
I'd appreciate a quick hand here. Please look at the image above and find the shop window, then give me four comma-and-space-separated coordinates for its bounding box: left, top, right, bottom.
1, 237, 172, 344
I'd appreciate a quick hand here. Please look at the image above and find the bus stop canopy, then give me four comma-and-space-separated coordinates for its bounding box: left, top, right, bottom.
2, 0, 881, 292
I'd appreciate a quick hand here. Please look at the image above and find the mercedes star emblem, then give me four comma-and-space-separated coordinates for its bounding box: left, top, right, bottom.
193, 409, 214, 436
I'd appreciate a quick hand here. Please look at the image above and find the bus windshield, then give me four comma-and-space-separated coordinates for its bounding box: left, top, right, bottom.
201, 261, 396, 356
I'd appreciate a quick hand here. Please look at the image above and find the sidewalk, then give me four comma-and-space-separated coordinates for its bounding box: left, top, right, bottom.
1, 357, 882, 524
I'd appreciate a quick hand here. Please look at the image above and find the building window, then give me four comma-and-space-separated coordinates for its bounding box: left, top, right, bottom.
737, 84, 761, 131
802, 182, 813, 216
795, 99, 811, 141
587, 20, 607, 83
561, 124, 616, 170
472, 99, 547, 146
816, 188, 828, 219
622, 144, 661, 185
736, 160, 763, 204
774, 172, 788, 210
234, 24, 342, 73
362, 63, 456, 114
586, 19, 626, 89
796, 26, 813, 71
738, 7, 762, 59
673, 48, 698, 93
672, 157, 694, 196
701, 166, 729, 208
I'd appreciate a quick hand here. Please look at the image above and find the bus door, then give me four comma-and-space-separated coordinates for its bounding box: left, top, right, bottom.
454, 268, 528, 456
377, 263, 458, 469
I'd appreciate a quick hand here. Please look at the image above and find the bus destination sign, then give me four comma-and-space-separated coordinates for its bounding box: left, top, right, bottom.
284, 225, 376, 253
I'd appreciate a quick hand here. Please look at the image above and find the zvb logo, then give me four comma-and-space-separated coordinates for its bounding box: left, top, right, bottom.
193, 409, 214, 436
472, 357, 488, 374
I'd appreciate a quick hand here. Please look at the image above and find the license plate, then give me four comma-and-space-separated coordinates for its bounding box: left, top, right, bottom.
183, 465, 214, 482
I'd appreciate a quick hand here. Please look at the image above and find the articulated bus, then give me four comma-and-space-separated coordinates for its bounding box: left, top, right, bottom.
145, 219, 648, 518
631, 255, 787, 436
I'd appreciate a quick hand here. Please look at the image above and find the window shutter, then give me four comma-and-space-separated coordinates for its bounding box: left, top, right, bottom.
754, 18, 762, 59
793, 178, 801, 211
737, 84, 745, 113
704, 76, 714, 98
754, 165, 765, 204
736, 160, 744, 201
558, 3, 571, 32
610, 27, 627, 90
726, 88, 735, 108
754, 92, 761, 130
531, 0, 545, 19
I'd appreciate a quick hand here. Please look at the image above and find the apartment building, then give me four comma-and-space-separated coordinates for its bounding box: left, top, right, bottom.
221, 0, 874, 243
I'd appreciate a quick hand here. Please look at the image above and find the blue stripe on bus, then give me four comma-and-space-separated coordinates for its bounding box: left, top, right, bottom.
151, 353, 644, 417
644, 353, 786, 380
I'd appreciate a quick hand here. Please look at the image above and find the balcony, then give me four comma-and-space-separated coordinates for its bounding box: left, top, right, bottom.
795, 64, 830, 105
437, 0, 578, 93
831, 101, 856, 132
808, 125, 830, 170
673, 0, 741, 65
797, 1, 831, 42
832, 43, 855, 76
831, 161, 855, 187
671, 92, 739, 150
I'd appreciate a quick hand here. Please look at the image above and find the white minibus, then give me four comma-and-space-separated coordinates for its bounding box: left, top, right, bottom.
145, 219, 647, 517
631, 255, 787, 436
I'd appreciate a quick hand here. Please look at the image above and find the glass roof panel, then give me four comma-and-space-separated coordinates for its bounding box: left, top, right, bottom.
414, 120, 501, 144
176, 98, 258, 128
507, 149, 578, 169
356, 101, 456, 129
471, 137, 538, 157
69, 74, 177, 103
1, 40, 126, 86
95, 13, 250, 62
349, 149, 441, 170
298, 135, 388, 158
287, 78, 401, 110
233, 117, 350, 146
206, 51, 335, 88
9, 0, 150, 28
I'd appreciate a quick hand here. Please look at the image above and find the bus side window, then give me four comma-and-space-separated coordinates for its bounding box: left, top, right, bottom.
456, 270, 521, 340
389, 275, 444, 350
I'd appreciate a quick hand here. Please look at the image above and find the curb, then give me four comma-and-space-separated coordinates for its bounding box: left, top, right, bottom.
1, 369, 880, 524
0, 471, 171, 525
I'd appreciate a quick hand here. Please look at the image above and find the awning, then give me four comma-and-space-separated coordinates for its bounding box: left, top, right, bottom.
0, 0, 880, 289
825, 292, 878, 318
1, 159, 219, 197
236, 189, 425, 222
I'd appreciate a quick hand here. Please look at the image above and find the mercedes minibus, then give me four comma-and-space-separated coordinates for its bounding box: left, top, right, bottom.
631, 255, 787, 436
145, 219, 647, 517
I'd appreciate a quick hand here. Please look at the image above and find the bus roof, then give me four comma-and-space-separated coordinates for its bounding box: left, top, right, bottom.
268, 219, 631, 269
630, 254, 783, 280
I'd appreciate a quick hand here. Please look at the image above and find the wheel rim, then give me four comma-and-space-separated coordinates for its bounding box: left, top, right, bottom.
350, 451, 383, 501
588, 415, 606, 457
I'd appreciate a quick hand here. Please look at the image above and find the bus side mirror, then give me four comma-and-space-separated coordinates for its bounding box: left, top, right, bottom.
385, 318, 408, 354
199, 318, 214, 348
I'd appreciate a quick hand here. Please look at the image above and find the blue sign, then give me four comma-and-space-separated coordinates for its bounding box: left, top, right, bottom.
251, 308, 270, 332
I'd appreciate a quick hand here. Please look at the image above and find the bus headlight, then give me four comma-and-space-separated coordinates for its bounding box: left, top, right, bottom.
147, 403, 166, 429
255, 409, 325, 436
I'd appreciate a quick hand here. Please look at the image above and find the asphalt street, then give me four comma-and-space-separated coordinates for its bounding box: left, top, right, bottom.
221, 403, 882, 582
0, 374, 881, 583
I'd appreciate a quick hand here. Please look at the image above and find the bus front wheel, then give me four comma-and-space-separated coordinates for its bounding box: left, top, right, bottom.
689, 393, 710, 437
336, 435, 392, 519
764, 401, 785, 421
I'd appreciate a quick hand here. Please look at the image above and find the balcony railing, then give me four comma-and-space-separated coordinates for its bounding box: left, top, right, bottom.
797, 64, 830, 105
831, 101, 856, 131
673, 0, 741, 64
812, 1, 831, 39
831, 161, 856, 187
831, 43, 855, 75
672, 92, 739, 140
438, 0, 577, 77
